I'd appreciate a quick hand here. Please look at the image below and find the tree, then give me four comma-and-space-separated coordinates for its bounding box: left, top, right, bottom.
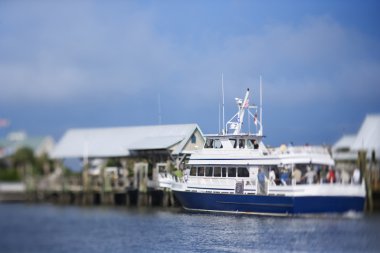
11, 147, 36, 178
35, 152, 52, 175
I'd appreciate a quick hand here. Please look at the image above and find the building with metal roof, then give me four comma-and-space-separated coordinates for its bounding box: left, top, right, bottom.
51, 124, 205, 192
332, 134, 358, 161
332, 114, 380, 171
351, 114, 380, 158
51, 123, 204, 160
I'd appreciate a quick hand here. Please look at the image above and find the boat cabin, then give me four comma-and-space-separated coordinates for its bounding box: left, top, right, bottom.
203, 135, 261, 150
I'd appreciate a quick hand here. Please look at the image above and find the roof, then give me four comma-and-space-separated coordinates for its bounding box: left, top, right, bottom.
332, 134, 357, 150
51, 124, 203, 159
351, 114, 380, 152
129, 136, 183, 150
333, 114, 380, 160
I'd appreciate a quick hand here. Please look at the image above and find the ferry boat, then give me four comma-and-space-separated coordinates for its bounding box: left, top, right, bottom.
171, 88, 366, 215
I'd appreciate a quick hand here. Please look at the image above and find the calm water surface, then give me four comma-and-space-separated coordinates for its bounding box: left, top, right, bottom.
0, 203, 379, 253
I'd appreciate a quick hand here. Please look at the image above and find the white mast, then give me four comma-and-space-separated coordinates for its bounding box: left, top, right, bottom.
222, 73, 225, 135
233, 88, 250, 135
218, 103, 221, 134
260, 75, 263, 136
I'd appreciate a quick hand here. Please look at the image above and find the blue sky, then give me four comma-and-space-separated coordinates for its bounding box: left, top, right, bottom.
0, 0, 379, 146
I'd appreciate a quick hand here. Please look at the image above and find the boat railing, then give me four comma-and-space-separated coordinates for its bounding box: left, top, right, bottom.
270, 146, 330, 155
187, 177, 258, 189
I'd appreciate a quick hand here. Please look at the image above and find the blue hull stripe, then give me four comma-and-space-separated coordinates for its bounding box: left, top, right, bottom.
173, 190, 365, 215
216, 201, 293, 208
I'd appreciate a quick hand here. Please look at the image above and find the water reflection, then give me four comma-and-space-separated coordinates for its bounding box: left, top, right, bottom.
0, 204, 379, 253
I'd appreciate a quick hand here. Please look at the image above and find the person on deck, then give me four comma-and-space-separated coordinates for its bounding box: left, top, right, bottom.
269, 169, 276, 186
352, 168, 361, 184
258, 168, 266, 194
280, 168, 290, 185
326, 167, 336, 183
253, 140, 259, 149
292, 167, 302, 184
320, 166, 328, 183
304, 166, 315, 184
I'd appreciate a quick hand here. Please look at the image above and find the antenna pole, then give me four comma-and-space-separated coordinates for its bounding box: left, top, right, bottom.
248, 104, 251, 134
222, 73, 225, 134
84, 140, 88, 167
260, 75, 263, 135
218, 103, 221, 134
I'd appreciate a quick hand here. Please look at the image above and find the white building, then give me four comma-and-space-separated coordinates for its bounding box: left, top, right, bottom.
51, 123, 204, 161
51, 123, 205, 190
333, 114, 380, 172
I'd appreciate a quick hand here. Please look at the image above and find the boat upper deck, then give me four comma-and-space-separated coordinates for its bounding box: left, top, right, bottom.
203, 134, 263, 150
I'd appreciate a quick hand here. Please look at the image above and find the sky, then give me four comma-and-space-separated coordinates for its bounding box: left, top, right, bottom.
0, 0, 380, 147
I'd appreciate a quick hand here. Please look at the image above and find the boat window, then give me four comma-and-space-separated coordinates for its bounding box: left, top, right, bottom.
237, 167, 249, 177
190, 167, 197, 176
198, 167, 205, 176
191, 134, 196, 144
222, 167, 227, 177
205, 167, 213, 177
253, 139, 259, 149
204, 139, 214, 148
247, 139, 254, 149
238, 139, 245, 149
229, 139, 237, 148
228, 167, 236, 177
158, 165, 167, 173
213, 139, 223, 149
214, 167, 221, 177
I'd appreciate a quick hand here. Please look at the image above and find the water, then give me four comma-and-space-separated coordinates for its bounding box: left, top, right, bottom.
0, 204, 379, 253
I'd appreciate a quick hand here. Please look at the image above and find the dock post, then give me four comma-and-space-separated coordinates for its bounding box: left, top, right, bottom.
359, 150, 373, 212
162, 188, 173, 207
81, 160, 89, 205
126, 190, 130, 206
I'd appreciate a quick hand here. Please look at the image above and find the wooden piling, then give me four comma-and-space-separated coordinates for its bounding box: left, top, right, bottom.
359, 150, 373, 212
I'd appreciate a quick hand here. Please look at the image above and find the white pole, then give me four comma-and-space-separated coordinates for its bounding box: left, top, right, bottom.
234, 88, 249, 135
222, 73, 225, 134
218, 103, 221, 134
260, 75, 263, 135
248, 103, 251, 134
84, 140, 88, 169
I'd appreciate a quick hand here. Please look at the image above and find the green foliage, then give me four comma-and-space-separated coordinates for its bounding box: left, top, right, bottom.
0, 169, 21, 182
12, 147, 35, 168
63, 167, 81, 177
10, 148, 52, 176
169, 163, 176, 173
35, 152, 53, 174
0, 159, 7, 169
126, 160, 135, 177
173, 169, 183, 178
0, 147, 55, 180
127, 167, 134, 177
106, 158, 122, 167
